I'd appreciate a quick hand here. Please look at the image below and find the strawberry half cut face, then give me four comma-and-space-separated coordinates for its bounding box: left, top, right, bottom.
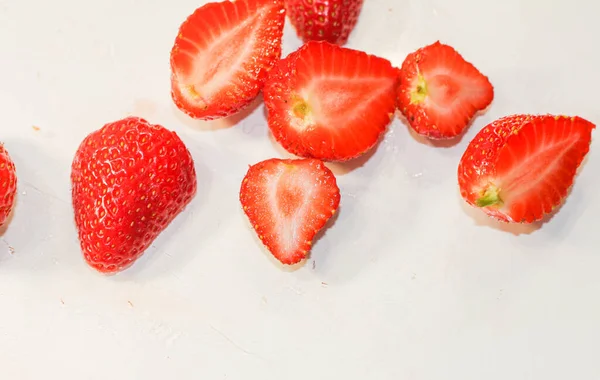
264, 41, 399, 161
170, 0, 286, 120
240, 158, 340, 264
458, 114, 596, 223
397, 41, 494, 139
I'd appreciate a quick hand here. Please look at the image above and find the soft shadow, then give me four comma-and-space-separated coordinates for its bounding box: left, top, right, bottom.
264, 250, 306, 273
266, 131, 300, 159
172, 94, 264, 132
309, 189, 419, 284
111, 153, 213, 281
325, 139, 383, 176
458, 187, 575, 236
521, 190, 584, 248
575, 154, 592, 177
399, 107, 492, 148
110, 203, 204, 281
460, 199, 541, 235
267, 131, 384, 175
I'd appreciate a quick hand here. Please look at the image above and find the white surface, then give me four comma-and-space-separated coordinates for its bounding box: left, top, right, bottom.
0, 0, 599, 378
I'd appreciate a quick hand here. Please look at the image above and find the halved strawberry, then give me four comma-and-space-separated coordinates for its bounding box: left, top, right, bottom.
263, 40, 399, 162
397, 41, 494, 139
458, 114, 595, 223
170, 0, 286, 120
240, 158, 340, 265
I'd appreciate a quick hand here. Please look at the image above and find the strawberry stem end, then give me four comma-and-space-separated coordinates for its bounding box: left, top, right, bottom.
293, 99, 311, 119
476, 185, 503, 208
410, 73, 428, 105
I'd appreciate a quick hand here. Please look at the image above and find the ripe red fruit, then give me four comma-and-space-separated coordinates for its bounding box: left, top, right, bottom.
240, 158, 340, 265
170, 0, 286, 120
284, 0, 364, 45
458, 114, 595, 223
397, 41, 494, 139
263, 40, 399, 162
71, 117, 197, 273
0, 144, 17, 228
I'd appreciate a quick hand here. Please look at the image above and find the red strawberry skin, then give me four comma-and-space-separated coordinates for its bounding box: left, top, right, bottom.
398, 41, 494, 139
170, 0, 286, 120
71, 117, 197, 273
240, 158, 340, 265
0, 144, 17, 227
284, 0, 364, 45
458, 114, 595, 223
264, 40, 399, 162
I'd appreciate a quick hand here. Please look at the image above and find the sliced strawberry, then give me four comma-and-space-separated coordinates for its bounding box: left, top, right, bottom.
263, 41, 399, 162
397, 41, 494, 139
240, 158, 340, 265
284, 0, 364, 45
458, 114, 596, 223
170, 0, 286, 120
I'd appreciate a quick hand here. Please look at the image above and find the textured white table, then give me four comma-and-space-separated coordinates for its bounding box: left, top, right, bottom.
0, 0, 599, 378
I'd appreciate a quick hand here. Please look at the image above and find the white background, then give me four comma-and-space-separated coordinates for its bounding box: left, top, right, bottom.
0, 0, 599, 378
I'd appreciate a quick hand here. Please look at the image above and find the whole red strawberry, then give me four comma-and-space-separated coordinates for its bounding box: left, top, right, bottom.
285, 0, 364, 45
71, 117, 197, 274
264, 40, 399, 162
0, 144, 17, 228
170, 0, 286, 120
240, 158, 340, 265
397, 41, 494, 139
458, 114, 595, 223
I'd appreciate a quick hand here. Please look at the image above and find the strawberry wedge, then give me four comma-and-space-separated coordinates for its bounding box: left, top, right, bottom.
240, 158, 340, 265
458, 114, 596, 223
264, 41, 399, 162
170, 0, 286, 120
397, 41, 494, 139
